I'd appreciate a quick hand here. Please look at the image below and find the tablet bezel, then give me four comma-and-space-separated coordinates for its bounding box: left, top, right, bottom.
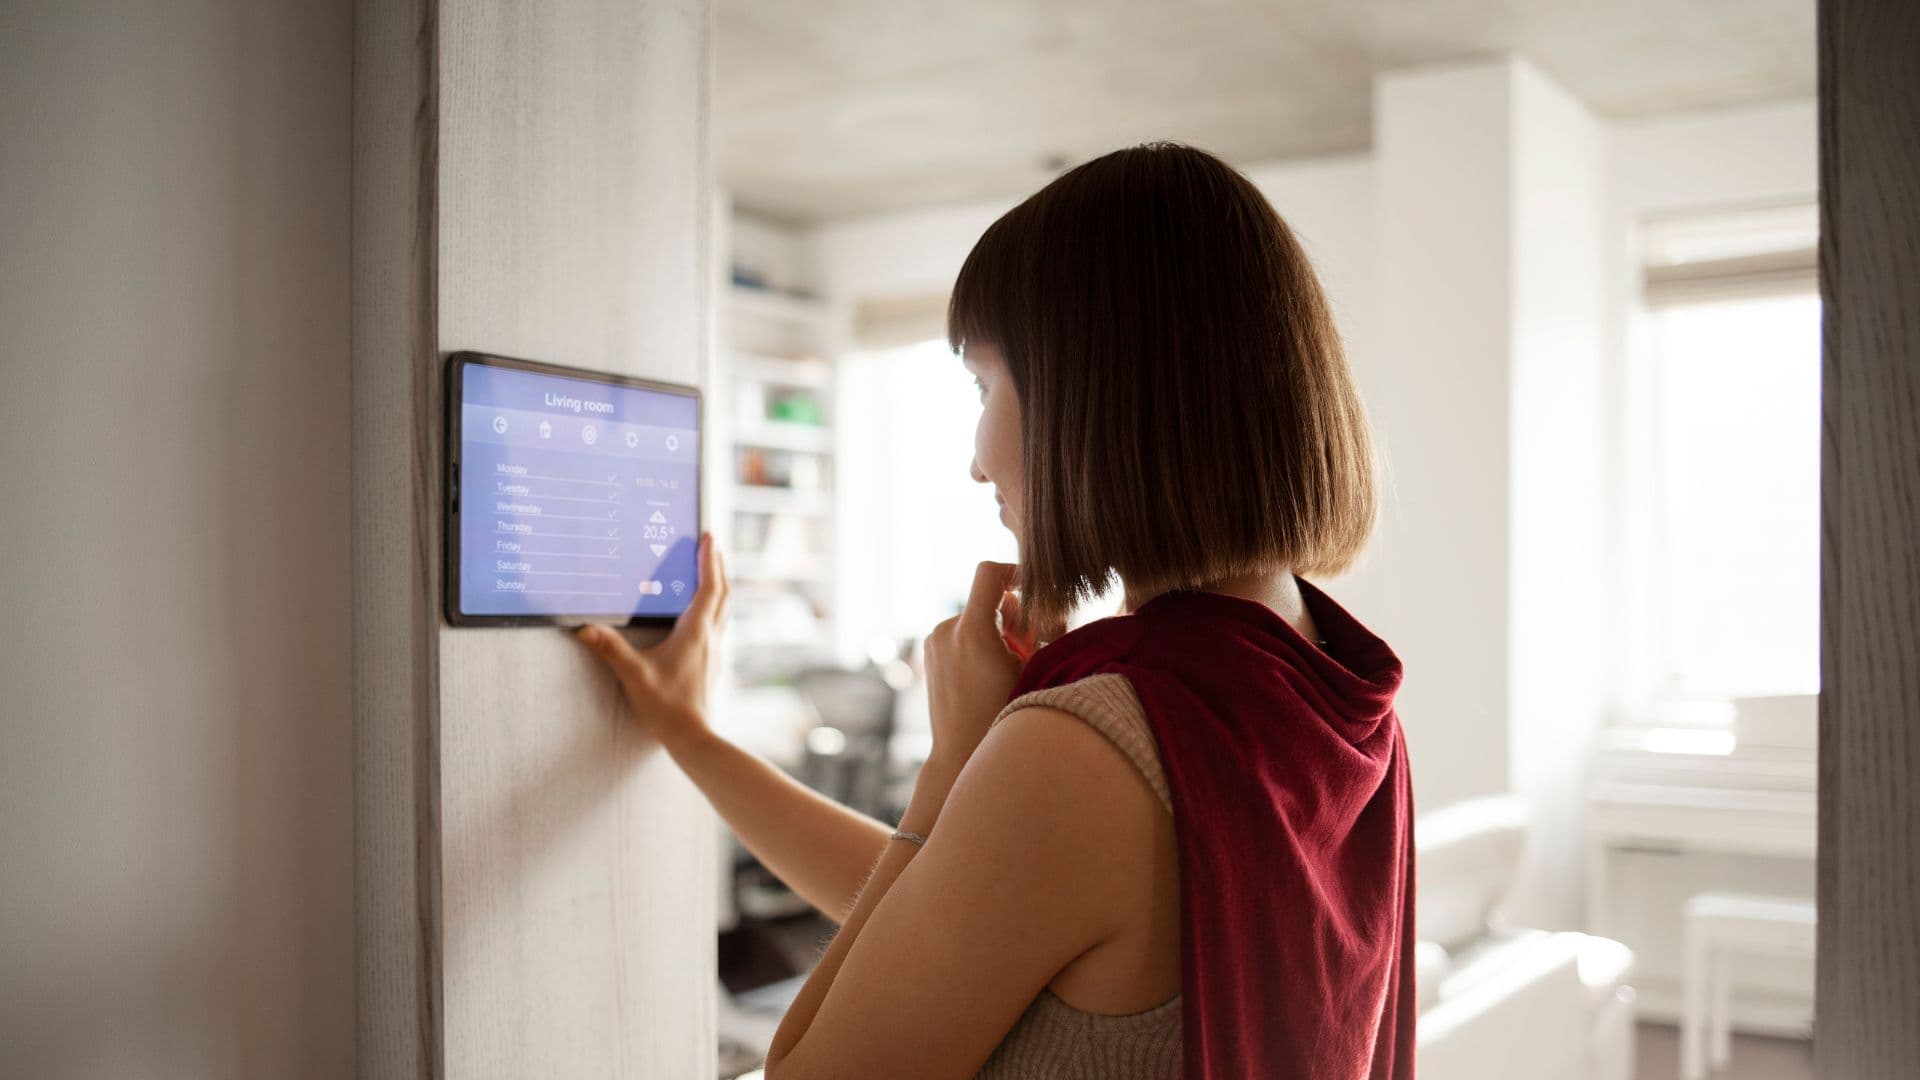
443, 350, 703, 629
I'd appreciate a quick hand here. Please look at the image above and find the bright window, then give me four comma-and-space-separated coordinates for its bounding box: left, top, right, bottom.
836, 338, 1017, 663
1630, 290, 1821, 701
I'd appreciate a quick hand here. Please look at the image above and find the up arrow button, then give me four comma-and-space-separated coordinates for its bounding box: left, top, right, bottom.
648, 510, 667, 523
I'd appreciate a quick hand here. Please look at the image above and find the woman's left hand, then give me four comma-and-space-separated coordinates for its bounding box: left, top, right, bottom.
916, 561, 1047, 810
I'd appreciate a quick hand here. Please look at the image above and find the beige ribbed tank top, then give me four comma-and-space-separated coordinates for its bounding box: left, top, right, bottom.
973, 672, 1184, 1080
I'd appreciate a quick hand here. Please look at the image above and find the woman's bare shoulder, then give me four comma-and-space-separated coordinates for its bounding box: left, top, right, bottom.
959, 701, 1171, 906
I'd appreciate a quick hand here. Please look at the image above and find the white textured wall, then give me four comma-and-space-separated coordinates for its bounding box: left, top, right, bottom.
398, 1, 718, 1076
354, 1, 720, 1070
0, 1, 355, 1076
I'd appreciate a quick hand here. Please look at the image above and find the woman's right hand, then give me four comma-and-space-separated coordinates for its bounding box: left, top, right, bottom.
576, 530, 732, 755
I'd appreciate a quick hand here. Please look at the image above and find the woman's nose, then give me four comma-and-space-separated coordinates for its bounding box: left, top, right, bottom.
970, 459, 989, 484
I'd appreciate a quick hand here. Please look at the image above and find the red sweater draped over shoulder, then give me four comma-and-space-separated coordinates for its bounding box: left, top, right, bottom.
1005, 579, 1416, 1079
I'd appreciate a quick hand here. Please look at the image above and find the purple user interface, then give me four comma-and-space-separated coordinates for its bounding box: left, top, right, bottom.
458, 361, 698, 618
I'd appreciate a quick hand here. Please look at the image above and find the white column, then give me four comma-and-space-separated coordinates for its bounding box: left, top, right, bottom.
1504, 61, 1610, 931
354, 1, 719, 1076
1370, 58, 1609, 928
1371, 61, 1521, 812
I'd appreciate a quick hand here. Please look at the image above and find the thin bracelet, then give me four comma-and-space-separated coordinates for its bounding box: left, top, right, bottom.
890, 829, 928, 847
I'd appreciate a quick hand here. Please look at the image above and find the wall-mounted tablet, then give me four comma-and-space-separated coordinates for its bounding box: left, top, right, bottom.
445, 351, 701, 628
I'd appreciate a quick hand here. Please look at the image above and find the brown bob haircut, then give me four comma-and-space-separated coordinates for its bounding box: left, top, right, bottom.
948, 141, 1376, 634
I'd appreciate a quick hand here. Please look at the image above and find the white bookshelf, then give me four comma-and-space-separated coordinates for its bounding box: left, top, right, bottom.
716, 280, 847, 687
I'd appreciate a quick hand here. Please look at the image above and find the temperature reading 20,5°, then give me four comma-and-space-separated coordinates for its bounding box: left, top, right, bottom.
642, 523, 675, 541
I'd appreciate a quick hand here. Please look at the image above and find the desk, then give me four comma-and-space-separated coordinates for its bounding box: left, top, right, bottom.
1585, 730, 1816, 1035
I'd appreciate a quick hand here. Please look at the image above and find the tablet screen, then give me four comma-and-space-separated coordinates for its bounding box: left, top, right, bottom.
448, 352, 700, 625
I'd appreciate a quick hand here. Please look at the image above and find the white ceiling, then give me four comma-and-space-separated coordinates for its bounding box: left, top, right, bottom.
715, 0, 1814, 224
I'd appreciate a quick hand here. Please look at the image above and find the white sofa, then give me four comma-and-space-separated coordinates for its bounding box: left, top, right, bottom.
1415, 795, 1635, 1080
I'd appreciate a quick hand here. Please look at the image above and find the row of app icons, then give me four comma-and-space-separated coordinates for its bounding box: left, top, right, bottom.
488, 412, 679, 451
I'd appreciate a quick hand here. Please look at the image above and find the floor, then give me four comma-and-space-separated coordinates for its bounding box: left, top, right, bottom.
1634, 1022, 1815, 1080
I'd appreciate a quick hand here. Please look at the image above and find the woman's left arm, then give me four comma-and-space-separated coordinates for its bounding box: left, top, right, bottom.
759, 752, 957, 1068
760, 697, 1153, 1078
761, 563, 1124, 1078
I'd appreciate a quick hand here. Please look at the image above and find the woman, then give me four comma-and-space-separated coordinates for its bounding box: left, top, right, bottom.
578, 142, 1414, 1079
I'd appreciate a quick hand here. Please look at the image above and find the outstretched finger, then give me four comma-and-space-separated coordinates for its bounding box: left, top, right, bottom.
672, 532, 726, 639
714, 546, 733, 626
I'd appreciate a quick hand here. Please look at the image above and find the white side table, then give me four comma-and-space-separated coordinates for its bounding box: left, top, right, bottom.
1681, 892, 1816, 1078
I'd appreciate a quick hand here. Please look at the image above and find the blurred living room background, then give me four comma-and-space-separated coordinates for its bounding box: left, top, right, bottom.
703, 4, 1819, 1080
